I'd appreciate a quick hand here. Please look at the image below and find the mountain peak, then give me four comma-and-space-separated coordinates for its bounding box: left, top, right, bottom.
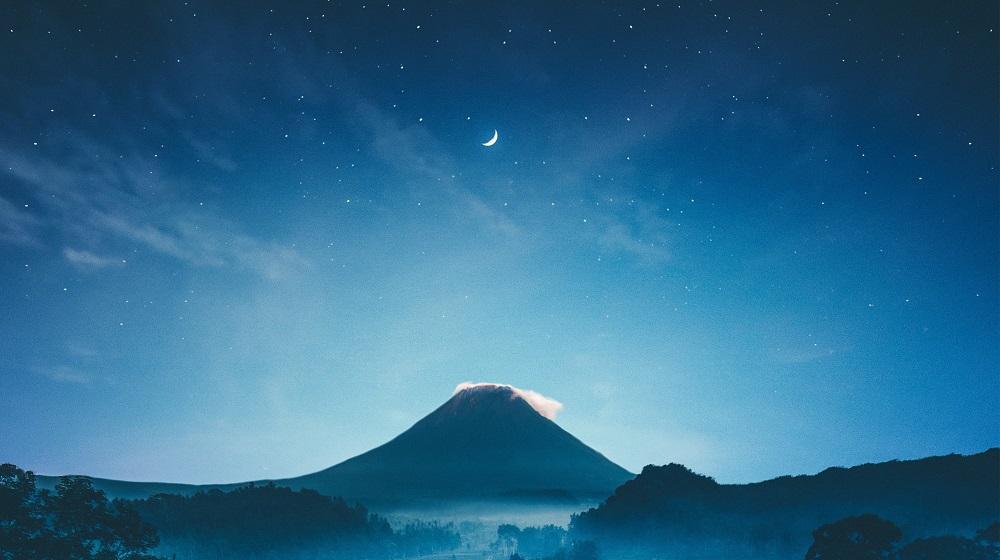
451, 382, 564, 420
452, 382, 517, 398
279, 382, 632, 505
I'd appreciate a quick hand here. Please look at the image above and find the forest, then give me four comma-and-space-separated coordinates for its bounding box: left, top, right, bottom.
3, 461, 998, 559
1, 464, 458, 559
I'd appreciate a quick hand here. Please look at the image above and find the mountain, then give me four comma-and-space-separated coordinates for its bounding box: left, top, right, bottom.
570, 448, 1000, 559
275, 383, 633, 506
38, 384, 633, 507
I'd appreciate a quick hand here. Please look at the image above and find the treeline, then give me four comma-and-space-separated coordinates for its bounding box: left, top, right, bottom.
805, 514, 998, 560
132, 484, 388, 558
494, 516, 1000, 560
491, 524, 599, 560
2, 464, 461, 559
0, 463, 164, 559
130, 483, 461, 559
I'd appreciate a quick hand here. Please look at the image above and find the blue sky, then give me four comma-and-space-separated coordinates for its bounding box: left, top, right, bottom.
0, 1, 997, 485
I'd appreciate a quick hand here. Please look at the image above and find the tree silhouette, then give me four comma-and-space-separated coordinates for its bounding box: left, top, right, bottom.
898, 535, 994, 560
493, 524, 520, 556
0, 464, 163, 560
131, 482, 460, 558
805, 514, 902, 560
976, 522, 1000, 554
490, 523, 568, 558
0, 463, 44, 558
567, 540, 600, 560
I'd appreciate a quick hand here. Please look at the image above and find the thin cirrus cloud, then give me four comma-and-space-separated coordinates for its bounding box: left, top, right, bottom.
0, 137, 303, 281
32, 365, 92, 385
0, 194, 41, 245
769, 345, 837, 364
350, 97, 524, 239
598, 207, 672, 264
350, 95, 673, 262
62, 247, 124, 269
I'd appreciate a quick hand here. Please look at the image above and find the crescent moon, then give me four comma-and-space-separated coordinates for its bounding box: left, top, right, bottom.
482, 130, 498, 147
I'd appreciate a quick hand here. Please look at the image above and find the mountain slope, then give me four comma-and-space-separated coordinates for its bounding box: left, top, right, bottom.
37, 384, 633, 506
278, 384, 633, 505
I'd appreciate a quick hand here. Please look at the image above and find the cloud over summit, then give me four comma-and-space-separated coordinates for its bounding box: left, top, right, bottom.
453, 382, 564, 420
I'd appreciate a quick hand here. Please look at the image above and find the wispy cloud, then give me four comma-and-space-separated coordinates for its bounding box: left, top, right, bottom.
62, 247, 123, 269
598, 206, 672, 265
352, 94, 676, 263
0, 135, 304, 280
185, 135, 238, 172
351, 99, 523, 238
33, 365, 92, 385
600, 223, 669, 262
769, 346, 836, 364
0, 195, 41, 245
65, 342, 99, 359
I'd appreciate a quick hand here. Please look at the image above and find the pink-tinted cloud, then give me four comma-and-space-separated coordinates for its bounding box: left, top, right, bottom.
453, 382, 564, 420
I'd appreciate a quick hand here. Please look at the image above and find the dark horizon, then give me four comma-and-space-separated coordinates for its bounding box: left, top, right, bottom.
29, 383, 1000, 492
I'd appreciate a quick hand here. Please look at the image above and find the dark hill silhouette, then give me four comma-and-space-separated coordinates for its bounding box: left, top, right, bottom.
571, 448, 1000, 559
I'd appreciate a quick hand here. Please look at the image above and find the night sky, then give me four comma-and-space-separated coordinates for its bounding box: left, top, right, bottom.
1, 1, 997, 485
